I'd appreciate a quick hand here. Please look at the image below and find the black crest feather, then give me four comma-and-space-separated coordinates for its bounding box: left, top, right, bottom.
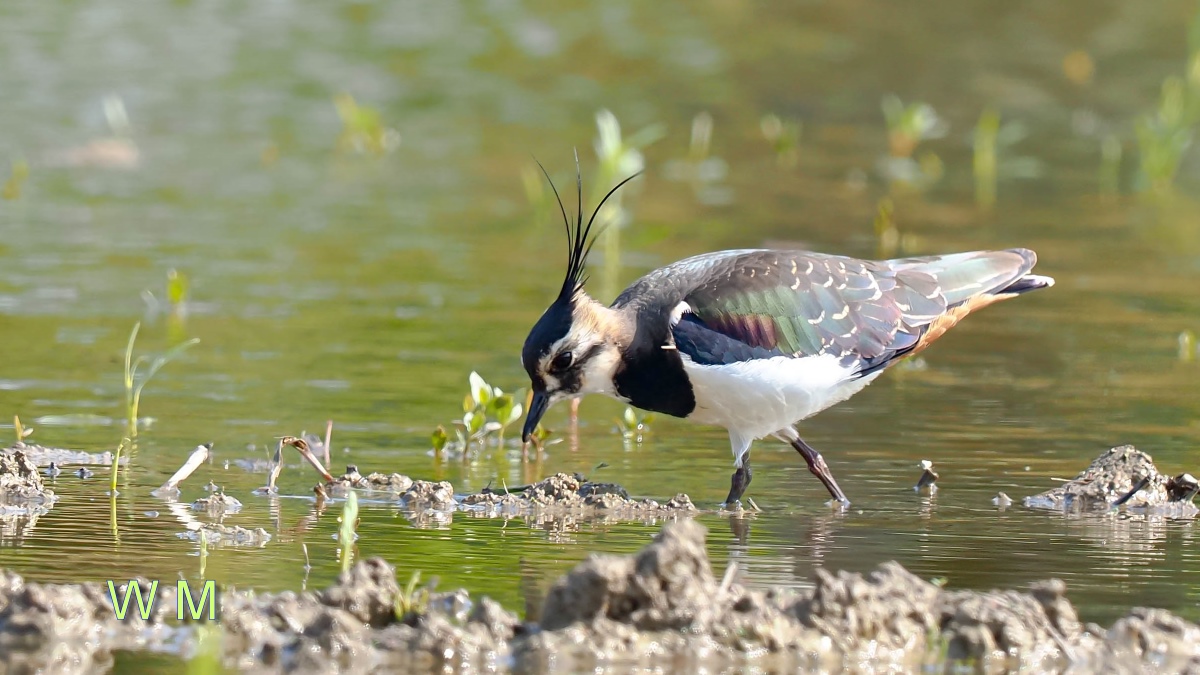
535, 150, 643, 303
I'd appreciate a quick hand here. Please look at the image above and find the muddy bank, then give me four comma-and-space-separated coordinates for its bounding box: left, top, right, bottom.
1025, 445, 1199, 516
3, 520, 1200, 673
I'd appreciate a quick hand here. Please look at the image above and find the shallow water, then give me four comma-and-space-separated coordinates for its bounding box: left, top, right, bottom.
2, 0, 1200, 667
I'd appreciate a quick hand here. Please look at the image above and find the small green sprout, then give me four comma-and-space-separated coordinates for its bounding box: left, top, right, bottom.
1, 158, 29, 201
167, 268, 189, 308
334, 93, 400, 156
1135, 78, 1194, 194
338, 490, 359, 573
12, 415, 32, 445
761, 113, 802, 168
1181, 330, 1197, 362
123, 322, 200, 437
615, 406, 654, 443
394, 570, 430, 621
109, 436, 132, 494
449, 372, 525, 449
431, 426, 448, 454
1099, 134, 1123, 197
972, 107, 1042, 210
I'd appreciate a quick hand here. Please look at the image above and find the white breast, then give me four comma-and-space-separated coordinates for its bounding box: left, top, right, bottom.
679, 352, 881, 440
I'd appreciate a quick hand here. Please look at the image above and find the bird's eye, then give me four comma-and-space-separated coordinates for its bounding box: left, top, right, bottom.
550, 351, 573, 372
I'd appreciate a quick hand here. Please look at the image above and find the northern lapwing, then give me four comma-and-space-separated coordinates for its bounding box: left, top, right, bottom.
519, 163, 1054, 507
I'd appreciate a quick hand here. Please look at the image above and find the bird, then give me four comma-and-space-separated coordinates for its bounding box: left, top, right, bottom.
519, 160, 1054, 507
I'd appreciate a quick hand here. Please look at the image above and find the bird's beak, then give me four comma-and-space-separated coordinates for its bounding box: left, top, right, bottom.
522, 390, 551, 442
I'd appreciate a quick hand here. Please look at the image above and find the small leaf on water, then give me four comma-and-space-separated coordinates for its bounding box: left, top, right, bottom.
467, 412, 484, 435
468, 372, 491, 407
641, 413, 656, 425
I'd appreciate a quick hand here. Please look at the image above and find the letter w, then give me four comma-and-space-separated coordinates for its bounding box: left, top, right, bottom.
106, 580, 159, 620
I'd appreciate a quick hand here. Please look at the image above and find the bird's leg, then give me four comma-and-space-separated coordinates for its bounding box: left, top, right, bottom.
724, 453, 752, 507
789, 436, 850, 505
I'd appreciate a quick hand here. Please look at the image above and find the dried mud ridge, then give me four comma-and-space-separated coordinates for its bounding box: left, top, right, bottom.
323, 467, 699, 518
2, 519, 1199, 674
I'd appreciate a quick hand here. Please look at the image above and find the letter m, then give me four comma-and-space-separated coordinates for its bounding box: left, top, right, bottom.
178, 580, 218, 621
106, 580, 159, 620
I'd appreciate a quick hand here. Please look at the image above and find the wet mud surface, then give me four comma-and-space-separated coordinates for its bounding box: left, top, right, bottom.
2, 519, 1200, 673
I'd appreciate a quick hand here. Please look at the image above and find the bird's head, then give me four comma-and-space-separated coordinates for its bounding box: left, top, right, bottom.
520, 157, 640, 442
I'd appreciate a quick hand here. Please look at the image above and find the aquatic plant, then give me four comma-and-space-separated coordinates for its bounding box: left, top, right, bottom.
615, 406, 654, 443
881, 95, 947, 158
1181, 330, 1197, 362
337, 489, 359, 573
394, 570, 431, 621
760, 113, 802, 168
109, 437, 132, 495
456, 371, 524, 448
123, 322, 200, 437
591, 109, 663, 300
1135, 77, 1194, 194
11, 415, 32, 445
1099, 134, 1123, 197
972, 107, 1042, 209
663, 111, 732, 205
334, 93, 400, 156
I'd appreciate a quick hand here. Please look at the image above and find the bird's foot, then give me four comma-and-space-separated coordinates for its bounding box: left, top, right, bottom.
826, 497, 851, 511
720, 499, 745, 512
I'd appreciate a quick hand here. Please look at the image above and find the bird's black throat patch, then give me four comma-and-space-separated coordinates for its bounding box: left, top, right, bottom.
613, 340, 696, 419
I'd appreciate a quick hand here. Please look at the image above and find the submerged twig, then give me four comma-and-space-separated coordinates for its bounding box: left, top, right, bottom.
1113, 475, 1151, 506
152, 443, 213, 496
264, 440, 284, 493
281, 436, 334, 482
323, 419, 333, 467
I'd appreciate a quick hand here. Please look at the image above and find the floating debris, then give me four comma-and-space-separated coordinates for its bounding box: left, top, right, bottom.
151, 443, 212, 497
993, 492, 1014, 508
914, 459, 939, 492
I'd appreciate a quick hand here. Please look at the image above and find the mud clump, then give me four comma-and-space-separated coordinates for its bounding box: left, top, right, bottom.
1025, 445, 1199, 515
178, 523, 271, 547
462, 472, 698, 518
0, 447, 56, 512
191, 493, 243, 514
